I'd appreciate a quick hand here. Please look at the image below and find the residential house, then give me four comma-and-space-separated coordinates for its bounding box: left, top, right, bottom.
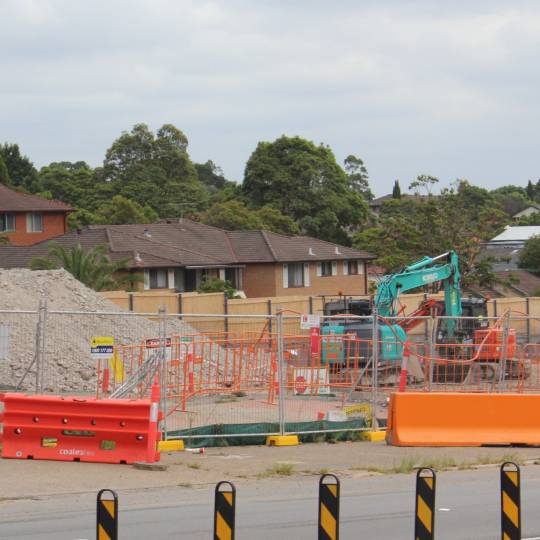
475, 226, 540, 297
0, 184, 73, 245
0, 219, 375, 297
512, 204, 540, 220
368, 193, 428, 216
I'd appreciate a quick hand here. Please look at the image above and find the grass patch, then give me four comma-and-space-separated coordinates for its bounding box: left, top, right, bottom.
187, 463, 201, 470
392, 457, 417, 474
178, 482, 193, 488
258, 463, 296, 478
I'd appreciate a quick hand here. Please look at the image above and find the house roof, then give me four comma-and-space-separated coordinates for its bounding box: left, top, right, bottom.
512, 204, 540, 218
0, 184, 73, 212
0, 219, 374, 269
489, 226, 540, 243
369, 193, 428, 207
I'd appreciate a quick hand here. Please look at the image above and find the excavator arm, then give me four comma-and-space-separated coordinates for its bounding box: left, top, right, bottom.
374, 251, 462, 336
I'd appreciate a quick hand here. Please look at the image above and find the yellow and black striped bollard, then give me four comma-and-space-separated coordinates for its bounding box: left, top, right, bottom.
96, 489, 118, 540
414, 468, 436, 540
501, 462, 521, 540
318, 473, 340, 540
214, 481, 236, 540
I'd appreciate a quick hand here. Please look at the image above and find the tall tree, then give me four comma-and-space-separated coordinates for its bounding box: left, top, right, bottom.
0, 155, 9, 185
103, 123, 210, 216
0, 143, 40, 191
527, 180, 535, 200
409, 174, 439, 195
343, 154, 373, 200
243, 136, 368, 243
391, 180, 401, 199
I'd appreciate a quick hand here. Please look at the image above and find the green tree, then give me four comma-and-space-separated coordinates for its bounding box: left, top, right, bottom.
527, 180, 535, 200
343, 154, 373, 200
67, 209, 103, 230
195, 160, 236, 195
29, 243, 139, 291
198, 200, 264, 231
256, 206, 300, 235
96, 195, 158, 225
519, 236, 540, 275
409, 174, 439, 195
0, 143, 40, 191
103, 123, 210, 216
243, 136, 367, 243
391, 180, 401, 199
0, 155, 9, 185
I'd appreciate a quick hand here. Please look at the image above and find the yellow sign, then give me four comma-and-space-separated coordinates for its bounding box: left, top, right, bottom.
91, 336, 114, 348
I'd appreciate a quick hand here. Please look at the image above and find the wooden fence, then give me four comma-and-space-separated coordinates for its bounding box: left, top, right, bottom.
99, 290, 540, 338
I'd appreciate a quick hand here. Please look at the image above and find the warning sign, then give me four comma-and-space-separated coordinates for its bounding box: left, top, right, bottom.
300, 314, 321, 330
293, 368, 330, 395
145, 337, 172, 348
91, 336, 114, 360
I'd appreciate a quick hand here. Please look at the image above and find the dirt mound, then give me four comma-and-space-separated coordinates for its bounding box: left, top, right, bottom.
0, 269, 193, 393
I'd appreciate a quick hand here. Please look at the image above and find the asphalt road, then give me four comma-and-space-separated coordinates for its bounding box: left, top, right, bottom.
2, 466, 540, 539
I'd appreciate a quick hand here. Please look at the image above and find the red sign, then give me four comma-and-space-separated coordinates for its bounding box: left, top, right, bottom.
311, 327, 320, 355
295, 375, 307, 394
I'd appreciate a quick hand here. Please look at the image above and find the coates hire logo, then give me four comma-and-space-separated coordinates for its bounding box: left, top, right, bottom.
422, 273, 438, 283
59, 449, 96, 457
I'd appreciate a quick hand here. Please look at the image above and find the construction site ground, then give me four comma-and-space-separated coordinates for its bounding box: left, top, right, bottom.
3, 441, 540, 499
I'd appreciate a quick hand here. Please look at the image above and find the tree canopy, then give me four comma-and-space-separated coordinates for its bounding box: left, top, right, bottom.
242, 135, 368, 243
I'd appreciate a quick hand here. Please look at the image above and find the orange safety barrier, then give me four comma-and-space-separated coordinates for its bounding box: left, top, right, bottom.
386, 392, 540, 447
1, 392, 161, 464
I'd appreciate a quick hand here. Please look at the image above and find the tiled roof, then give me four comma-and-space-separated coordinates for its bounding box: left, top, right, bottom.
0, 219, 375, 269
0, 184, 73, 212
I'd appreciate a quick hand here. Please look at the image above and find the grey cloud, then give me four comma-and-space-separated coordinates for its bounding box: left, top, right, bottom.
1, 0, 540, 192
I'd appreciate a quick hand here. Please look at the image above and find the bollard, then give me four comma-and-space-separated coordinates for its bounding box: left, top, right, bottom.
96, 489, 118, 540
414, 468, 436, 540
214, 481, 236, 540
501, 462, 521, 540
318, 473, 340, 540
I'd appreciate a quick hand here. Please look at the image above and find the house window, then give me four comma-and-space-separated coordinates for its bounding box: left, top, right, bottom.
26, 212, 43, 233
288, 263, 305, 288
320, 261, 333, 276
343, 260, 364, 275
149, 268, 168, 289
317, 261, 337, 277
347, 261, 358, 275
225, 268, 241, 289
0, 213, 15, 232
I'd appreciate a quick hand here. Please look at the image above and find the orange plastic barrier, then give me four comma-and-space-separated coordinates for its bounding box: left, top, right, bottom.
386, 392, 540, 447
0, 393, 161, 464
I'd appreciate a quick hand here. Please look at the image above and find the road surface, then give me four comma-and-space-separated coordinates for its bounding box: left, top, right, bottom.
2, 466, 540, 539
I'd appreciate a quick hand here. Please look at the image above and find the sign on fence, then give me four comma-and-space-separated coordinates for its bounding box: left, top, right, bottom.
301, 314, 320, 330
91, 336, 114, 360
293, 368, 330, 395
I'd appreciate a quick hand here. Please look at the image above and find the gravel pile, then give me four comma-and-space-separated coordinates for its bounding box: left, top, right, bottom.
0, 269, 197, 393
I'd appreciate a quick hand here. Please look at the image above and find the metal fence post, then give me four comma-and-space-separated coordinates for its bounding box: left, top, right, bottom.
371, 308, 379, 430
158, 306, 168, 438
498, 311, 510, 392
39, 299, 48, 393
526, 297, 531, 343
277, 311, 285, 436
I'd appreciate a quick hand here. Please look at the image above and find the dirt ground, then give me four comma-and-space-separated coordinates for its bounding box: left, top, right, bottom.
2, 441, 540, 499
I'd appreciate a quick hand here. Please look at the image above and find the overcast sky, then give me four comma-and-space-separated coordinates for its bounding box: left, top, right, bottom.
1, 0, 539, 195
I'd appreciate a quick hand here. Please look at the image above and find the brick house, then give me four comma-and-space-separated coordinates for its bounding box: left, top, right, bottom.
0, 184, 73, 245
0, 219, 374, 297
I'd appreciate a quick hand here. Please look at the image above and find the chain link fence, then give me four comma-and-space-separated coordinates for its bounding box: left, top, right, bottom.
2, 304, 540, 444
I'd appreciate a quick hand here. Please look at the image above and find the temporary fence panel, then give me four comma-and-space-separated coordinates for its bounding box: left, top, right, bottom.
0, 309, 40, 393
